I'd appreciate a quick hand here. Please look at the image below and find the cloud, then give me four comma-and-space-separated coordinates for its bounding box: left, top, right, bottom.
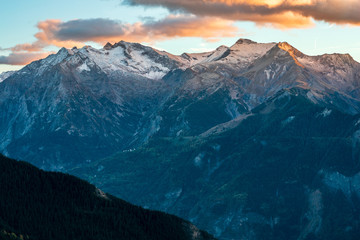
18, 16, 239, 48
292, 0, 360, 25
123, 0, 360, 28
33, 19, 87, 49
0, 15, 240, 65
35, 16, 239, 45
141, 15, 239, 41
0, 52, 51, 65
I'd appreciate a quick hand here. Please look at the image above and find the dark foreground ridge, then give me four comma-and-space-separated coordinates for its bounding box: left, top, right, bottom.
0, 154, 215, 240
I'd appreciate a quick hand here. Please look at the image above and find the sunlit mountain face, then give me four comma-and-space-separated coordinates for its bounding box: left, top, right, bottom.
1, 38, 360, 239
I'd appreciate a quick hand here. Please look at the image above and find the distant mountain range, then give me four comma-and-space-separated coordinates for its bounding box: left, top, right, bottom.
1, 39, 360, 239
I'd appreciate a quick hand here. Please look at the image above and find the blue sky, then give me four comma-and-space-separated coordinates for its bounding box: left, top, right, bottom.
1, 0, 360, 73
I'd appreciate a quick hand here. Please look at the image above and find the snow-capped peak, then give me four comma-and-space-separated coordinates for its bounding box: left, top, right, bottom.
206, 38, 277, 67
66, 40, 183, 80
45, 47, 72, 64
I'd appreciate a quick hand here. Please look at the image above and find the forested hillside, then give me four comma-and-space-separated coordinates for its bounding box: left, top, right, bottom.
0, 154, 214, 240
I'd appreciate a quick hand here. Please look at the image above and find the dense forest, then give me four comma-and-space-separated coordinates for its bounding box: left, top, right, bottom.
0, 154, 214, 240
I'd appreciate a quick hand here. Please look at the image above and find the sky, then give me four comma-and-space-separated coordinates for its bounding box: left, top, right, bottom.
1, 0, 360, 73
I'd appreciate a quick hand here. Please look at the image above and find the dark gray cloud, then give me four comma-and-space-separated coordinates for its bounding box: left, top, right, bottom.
123, 0, 360, 27
0, 52, 50, 65
32, 16, 240, 45
55, 18, 127, 41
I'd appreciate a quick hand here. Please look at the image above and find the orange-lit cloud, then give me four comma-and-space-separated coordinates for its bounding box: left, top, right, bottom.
133, 15, 239, 42
1, 15, 240, 65
36, 16, 239, 45
124, 0, 360, 28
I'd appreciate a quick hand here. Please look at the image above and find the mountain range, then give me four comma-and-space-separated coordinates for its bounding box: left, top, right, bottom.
1, 38, 360, 239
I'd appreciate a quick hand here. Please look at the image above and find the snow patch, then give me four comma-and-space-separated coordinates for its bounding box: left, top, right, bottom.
77, 62, 90, 72
165, 188, 182, 199
194, 152, 205, 167
355, 119, 360, 126
143, 71, 167, 80
319, 108, 332, 117
264, 69, 271, 80
122, 148, 136, 153
282, 116, 295, 126
176, 130, 183, 137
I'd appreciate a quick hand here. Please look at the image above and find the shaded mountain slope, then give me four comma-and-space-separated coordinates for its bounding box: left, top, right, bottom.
73, 89, 360, 239
0, 154, 215, 240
